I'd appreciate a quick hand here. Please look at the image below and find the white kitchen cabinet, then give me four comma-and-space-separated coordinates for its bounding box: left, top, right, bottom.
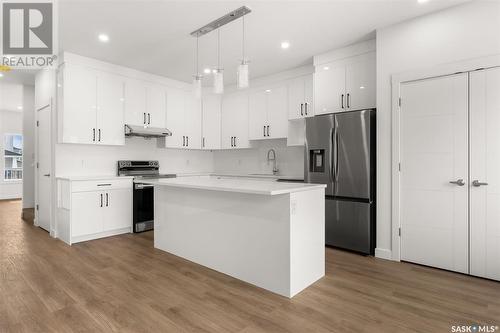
202, 94, 221, 150
288, 75, 314, 119
124, 80, 166, 128
56, 177, 133, 245
184, 96, 202, 149
97, 72, 126, 145
314, 52, 375, 115
249, 85, 288, 140
146, 84, 167, 127
163, 89, 201, 149
103, 188, 133, 231
71, 191, 103, 238
59, 63, 125, 145
221, 92, 250, 149
124, 78, 147, 126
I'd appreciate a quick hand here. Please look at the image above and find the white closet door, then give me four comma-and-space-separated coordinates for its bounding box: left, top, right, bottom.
470, 67, 500, 281
400, 73, 469, 273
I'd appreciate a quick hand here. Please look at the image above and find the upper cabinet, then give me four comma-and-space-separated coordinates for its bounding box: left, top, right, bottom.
163, 89, 202, 149
221, 92, 250, 149
248, 85, 288, 140
314, 51, 375, 115
124, 79, 166, 128
202, 94, 221, 150
288, 75, 314, 119
58, 63, 125, 146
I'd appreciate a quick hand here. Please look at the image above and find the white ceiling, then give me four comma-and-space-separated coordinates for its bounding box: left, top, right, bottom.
58, 1, 468, 85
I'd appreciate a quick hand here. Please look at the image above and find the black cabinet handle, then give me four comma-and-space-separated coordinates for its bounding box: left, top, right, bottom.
97, 183, 111, 186
100, 193, 103, 207
143, 113, 146, 124
182, 136, 185, 146
346, 93, 350, 108
92, 128, 95, 142
341, 94, 344, 109
148, 113, 151, 125
186, 136, 189, 147
98, 129, 101, 142
202, 137, 205, 148
267, 125, 270, 137
263, 126, 266, 137
106, 193, 109, 207
234, 136, 237, 147
305, 103, 308, 115
231, 136, 234, 147
300, 103, 304, 116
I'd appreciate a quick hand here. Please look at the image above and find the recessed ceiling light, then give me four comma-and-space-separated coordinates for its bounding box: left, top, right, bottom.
360, 86, 365, 89
323, 66, 330, 71
281, 41, 290, 49
265, 89, 271, 93
17, 106, 23, 110
98, 34, 109, 43
417, 0, 429, 3
203, 68, 211, 74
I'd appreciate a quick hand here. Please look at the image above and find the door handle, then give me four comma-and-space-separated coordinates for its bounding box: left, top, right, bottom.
346, 93, 350, 109
305, 102, 308, 115
263, 126, 266, 137
267, 125, 270, 137
449, 179, 465, 186
234, 137, 237, 147
98, 129, 101, 142
106, 193, 109, 207
100, 193, 103, 207
300, 103, 304, 116
182, 136, 185, 146
43, 174, 50, 177
231, 136, 234, 147
143, 113, 146, 125
472, 180, 488, 187
186, 136, 189, 147
341, 94, 344, 109
148, 113, 151, 125
329, 128, 334, 183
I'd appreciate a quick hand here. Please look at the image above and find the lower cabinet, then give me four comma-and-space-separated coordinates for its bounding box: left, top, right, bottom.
56, 178, 132, 245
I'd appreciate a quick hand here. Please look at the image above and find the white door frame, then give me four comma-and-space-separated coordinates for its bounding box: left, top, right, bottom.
390, 54, 500, 262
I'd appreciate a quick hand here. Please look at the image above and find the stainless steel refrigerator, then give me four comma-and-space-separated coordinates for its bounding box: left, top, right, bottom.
305, 109, 376, 255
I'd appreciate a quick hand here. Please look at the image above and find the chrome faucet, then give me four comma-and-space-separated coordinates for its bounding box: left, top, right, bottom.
267, 149, 279, 175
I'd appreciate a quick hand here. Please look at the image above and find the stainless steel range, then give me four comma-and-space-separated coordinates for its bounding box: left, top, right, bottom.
117, 160, 175, 233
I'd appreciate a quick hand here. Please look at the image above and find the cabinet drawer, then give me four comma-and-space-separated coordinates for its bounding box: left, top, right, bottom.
71, 179, 132, 192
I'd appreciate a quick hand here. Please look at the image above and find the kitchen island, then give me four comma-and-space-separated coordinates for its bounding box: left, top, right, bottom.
144, 176, 326, 298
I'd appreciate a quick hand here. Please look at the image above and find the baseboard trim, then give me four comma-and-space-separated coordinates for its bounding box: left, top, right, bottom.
375, 248, 392, 260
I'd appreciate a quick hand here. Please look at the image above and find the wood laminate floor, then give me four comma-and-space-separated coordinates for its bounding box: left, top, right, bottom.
1, 199, 499, 333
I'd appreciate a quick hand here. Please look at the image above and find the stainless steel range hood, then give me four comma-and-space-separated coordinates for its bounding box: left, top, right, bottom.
124, 124, 172, 138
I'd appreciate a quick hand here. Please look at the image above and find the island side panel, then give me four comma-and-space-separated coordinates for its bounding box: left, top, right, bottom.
289, 188, 325, 297
154, 186, 292, 297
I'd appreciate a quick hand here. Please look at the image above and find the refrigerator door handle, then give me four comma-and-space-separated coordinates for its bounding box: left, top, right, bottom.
329, 127, 334, 183
335, 119, 340, 184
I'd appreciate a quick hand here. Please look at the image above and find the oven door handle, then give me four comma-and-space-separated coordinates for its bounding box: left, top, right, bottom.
134, 183, 155, 190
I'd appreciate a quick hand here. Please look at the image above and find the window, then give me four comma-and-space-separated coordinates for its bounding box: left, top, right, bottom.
4, 134, 23, 180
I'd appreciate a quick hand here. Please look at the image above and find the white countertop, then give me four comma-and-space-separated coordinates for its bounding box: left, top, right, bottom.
176, 172, 304, 181
56, 175, 134, 181
141, 176, 325, 195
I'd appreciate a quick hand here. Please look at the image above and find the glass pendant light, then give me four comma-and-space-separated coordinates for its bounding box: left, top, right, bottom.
237, 15, 249, 89
213, 30, 224, 94
192, 36, 202, 99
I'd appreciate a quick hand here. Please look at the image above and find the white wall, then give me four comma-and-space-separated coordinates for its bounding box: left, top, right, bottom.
22, 85, 35, 208
0, 110, 23, 200
55, 138, 214, 177
376, 1, 500, 257
214, 139, 304, 178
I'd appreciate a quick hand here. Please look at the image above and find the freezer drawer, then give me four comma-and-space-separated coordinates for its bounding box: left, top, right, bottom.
325, 198, 374, 255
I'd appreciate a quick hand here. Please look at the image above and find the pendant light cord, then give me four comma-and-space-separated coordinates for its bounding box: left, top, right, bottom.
217, 29, 221, 70
242, 15, 245, 62
196, 36, 200, 76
